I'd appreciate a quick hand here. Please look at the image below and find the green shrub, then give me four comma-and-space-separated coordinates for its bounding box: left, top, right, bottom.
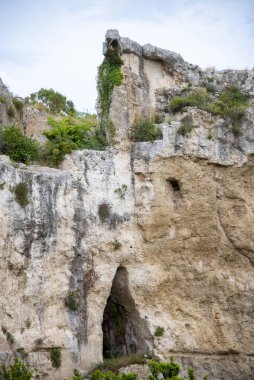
170, 87, 208, 113
148, 358, 183, 380
0, 125, 39, 164
114, 185, 127, 199
0, 358, 33, 380
219, 86, 248, 107
12, 97, 23, 111
152, 113, 164, 124
170, 96, 193, 113
188, 367, 195, 380
13, 182, 29, 208
178, 124, 193, 136
154, 326, 165, 337
65, 289, 81, 311
73, 369, 83, 380
205, 86, 248, 122
132, 119, 162, 142
50, 347, 61, 368
42, 115, 107, 166
0, 96, 7, 104
188, 87, 209, 108
91, 369, 137, 380
7, 106, 15, 118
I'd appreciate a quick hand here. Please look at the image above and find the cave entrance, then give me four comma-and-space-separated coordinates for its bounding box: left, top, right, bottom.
102, 266, 153, 359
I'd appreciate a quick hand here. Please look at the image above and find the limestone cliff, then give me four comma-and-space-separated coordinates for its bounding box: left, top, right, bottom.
0, 30, 254, 380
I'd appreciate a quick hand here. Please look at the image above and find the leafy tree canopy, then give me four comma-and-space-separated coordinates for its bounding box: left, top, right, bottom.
25, 88, 76, 116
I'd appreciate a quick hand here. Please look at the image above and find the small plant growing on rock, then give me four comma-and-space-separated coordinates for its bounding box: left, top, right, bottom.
0, 96, 7, 104
0, 358, 33, 380
13, 97, 24, 111
25, 319, 31, 328
113, 240, 122, 250
114, 185, 127, 199
65, 289, 81, 311
13, 182, 29, 208
7, 105, 15, 118
132, 119, 162, 142
50, 347, 62, 368
152, 113, 164, 124
73, 369, 83, 380
207, 130, 213, 140
154, 326, 165, 337
178, 124, 193, 136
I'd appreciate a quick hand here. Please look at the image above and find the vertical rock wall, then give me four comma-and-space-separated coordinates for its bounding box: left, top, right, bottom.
0, 30, 254, 379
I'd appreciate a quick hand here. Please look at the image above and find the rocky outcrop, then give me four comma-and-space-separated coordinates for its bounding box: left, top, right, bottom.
0, 30, 254, 380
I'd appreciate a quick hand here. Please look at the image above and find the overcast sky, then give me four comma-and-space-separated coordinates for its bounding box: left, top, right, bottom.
0, 0, 254, 112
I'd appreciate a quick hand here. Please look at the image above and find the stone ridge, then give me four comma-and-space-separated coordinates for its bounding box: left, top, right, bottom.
104, 29, 185, 67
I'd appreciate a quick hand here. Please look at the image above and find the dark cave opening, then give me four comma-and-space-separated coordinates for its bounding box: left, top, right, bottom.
102, 266, 153, 359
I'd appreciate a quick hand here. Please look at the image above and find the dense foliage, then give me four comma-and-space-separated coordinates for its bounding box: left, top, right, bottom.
25, 88, 76, 115
169, 86, 248, 136
97, 48, 123, 118
0, 358, 32, 380
43, 114, 107, 165
0, 125, 39, 164
91, 370, 137, 380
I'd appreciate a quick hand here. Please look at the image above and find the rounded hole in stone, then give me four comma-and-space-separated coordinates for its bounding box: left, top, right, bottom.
102, 266, 153, 358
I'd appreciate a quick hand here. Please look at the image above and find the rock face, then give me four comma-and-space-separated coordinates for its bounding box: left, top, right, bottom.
0, 30, 254, 380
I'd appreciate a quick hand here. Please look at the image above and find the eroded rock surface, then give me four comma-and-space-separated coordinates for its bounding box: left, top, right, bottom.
0, 30, 254, 379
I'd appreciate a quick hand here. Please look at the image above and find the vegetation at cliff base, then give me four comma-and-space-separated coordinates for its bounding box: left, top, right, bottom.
0, 125, 39, 164
0, 358, 33, 380
65, 289, 81, 311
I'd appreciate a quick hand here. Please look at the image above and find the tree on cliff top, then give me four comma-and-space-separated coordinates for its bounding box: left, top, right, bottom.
25, 88, 76, 116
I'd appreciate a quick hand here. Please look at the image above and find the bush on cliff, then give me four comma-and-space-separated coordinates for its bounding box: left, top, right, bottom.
0, 125, 39, 164
0, 358, 33, 380
42, 114, 107, 166
132, 119, 162, 142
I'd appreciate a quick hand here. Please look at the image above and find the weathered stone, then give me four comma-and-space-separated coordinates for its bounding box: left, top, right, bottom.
0, 30, 254, 380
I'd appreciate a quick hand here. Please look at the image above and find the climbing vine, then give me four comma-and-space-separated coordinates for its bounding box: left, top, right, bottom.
97, 48, 123, 118
97, 47, 123, 143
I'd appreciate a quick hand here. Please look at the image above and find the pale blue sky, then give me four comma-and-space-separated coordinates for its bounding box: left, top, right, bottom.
0, 0, 254, 112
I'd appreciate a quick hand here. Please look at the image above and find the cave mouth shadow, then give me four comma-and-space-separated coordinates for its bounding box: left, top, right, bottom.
102, 266, 153, 359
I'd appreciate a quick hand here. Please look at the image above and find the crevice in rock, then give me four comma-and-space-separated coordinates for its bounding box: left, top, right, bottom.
102, 266, 153, 358
167, 178, 182, 208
